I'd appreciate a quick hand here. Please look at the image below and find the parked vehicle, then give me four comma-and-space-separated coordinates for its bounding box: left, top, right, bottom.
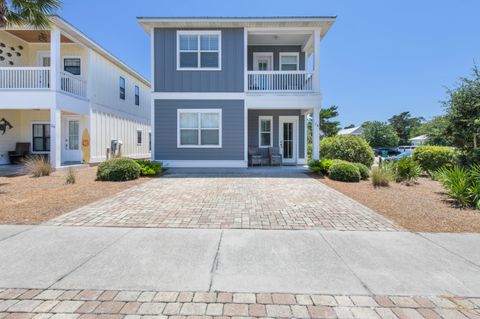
384, 150, 413, 161
374, 148, 399, 157
397, 145, 416, 152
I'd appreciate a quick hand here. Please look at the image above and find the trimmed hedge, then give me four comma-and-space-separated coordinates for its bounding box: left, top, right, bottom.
308, 159, 334, 175
353, 162, 370, 180
320, 135, 375, 167
96, 158, 141, 181
136, 160, 163, 176
412, 146, 458, 175
329, 162, 361, 182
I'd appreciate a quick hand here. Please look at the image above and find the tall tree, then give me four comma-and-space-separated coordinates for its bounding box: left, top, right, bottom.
443, 64, 480, 150
388, 111, 424, 145
343, 124, 356, 129
409, 115, 453, 146
361, 121, 399, 148
320, 105, 341, 137
0, 0, 61, 28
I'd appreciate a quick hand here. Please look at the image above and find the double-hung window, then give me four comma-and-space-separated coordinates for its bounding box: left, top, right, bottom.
280, 53, 299, 71
177, 31, 221, 70
64, 57, 81, 75
137, 129, 142, 145
32, 123, 50, 152
258, 116, 273, 148
178, 109, 222, 147
119, 77, 125, 100
135, 85, 140, 106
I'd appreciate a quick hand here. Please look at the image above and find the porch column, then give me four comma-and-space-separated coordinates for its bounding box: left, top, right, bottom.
312, 106, 320, 160
50, 27, 61, 91
50, 108, 61, 168
313, 28, 321, 93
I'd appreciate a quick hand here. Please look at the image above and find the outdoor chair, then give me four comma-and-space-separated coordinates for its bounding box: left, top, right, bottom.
8, 142, 30, 164
248, 146, 263, 166
269, 147, 282, 166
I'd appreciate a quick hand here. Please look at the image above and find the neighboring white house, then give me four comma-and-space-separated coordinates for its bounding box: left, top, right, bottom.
409, 134, 428, 146
0, 16, 151, 167
338, 126, 363, 136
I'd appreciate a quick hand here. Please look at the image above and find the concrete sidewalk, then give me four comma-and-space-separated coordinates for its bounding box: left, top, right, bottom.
0, 225, 479, 297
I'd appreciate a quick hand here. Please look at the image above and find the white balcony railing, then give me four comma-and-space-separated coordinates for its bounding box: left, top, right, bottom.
0, 67, 50, 89
247, 71, 314, 92
60, 71, 87, 98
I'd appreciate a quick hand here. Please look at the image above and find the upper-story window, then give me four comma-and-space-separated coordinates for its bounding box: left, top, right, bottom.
119, 77, 125, 100
135, 85, 140, 106
279, 53, 299, 71
64, 57, 81, 75
177, 31, 221, 71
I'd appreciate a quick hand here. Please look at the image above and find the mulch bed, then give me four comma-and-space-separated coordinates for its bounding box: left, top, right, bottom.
0, 167, 149, 225
315, 175, 480, 233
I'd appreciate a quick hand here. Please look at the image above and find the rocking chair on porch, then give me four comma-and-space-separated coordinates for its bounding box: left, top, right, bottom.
8, 143, 30, 164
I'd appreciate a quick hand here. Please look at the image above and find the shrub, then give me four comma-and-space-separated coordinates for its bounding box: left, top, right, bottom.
65, 167, 77, 184
329, 162, 361, 182
308, 159, 335, 176
371, 166, 393, 187
412, 146, 458, 175
353, 162, 370, 180
435, 164, 480, 209
320, 135, 375, 167
96, 158, 140, 181
136, 159, 162, 176
393, 157, 421, 184
24, 156, 52, 177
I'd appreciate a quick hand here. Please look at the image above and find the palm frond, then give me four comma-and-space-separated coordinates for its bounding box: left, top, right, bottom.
2, 0, 61, 28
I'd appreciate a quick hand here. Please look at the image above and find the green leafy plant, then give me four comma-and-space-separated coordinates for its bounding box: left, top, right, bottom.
135, 160, 162, 176
353, 162, 370, 180
371, 166, 393, 187
320, 135, 375, 167
23, 155, 52, 177
65, 167, 76, 184
393, 157, 421, 184
328, 162, 361, 182
308, 159, 335, 176
412, 146, 458, 175
435, 164, 480, 209
96, 158, 141, 182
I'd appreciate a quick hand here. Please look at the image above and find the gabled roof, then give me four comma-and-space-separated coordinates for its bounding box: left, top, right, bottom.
137, 16, 336, 39
338, 127, 363, 135
409, 135, 428, 141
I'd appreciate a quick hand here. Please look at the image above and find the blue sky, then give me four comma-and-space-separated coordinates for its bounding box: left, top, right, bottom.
59, 0, 480, 127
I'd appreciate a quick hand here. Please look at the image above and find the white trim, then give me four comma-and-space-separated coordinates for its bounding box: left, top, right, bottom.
303, 113, 308, 160
136, 128, 143, 145
253, 52, 273, 71
162, 160, 247, 168
31, 121, 51, 154
177, 108, 222, 148
243, 104, 248, 162
176, 30, 222, 71
150, 27, 155, 160
278, 115, 299, 164
279, 52, 300, 71
152, 92, 245, 100
258, 115, 273, 148
297, 158, 307, 165
63, 55, 82, 76
244, 28, 248, 93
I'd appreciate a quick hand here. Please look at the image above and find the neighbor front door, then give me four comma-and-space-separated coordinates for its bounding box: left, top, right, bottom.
279, 116, 298, 165
62, 116, 81, 163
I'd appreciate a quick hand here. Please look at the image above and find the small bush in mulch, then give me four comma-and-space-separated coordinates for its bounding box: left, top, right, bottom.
135, 159, 163, 176
329, 162, 361, 182
412, 146, 458, 175
320, 135, 375, 167
435, 164, 480, 209
24, 155, 53, 177
394, 157, 421, 184
65, 167, 77, 184
96, 158, 140, 182
308, 159, 334, 175
371, 166, 393, 187
353, 162, 370, 180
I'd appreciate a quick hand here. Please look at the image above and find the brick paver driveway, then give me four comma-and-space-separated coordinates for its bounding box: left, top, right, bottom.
49, 168, 398, 231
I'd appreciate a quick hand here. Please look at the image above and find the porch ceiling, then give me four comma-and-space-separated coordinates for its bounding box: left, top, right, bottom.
248, 33, 311, 46
5, 30, 73, 43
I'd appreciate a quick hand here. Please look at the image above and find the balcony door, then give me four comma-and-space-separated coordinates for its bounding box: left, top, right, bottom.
253, 53, 273, 71
37, 51, 50, 88
279, 116, 298, 165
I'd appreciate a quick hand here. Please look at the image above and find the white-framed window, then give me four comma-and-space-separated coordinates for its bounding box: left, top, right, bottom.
258, 116, 273, 148
63, 56, 81, 75
32, 122, 50, 153
280, 52, 299, 71
137, 129, 143, 145
177, 31, 221, 71
177, 109, 222, 148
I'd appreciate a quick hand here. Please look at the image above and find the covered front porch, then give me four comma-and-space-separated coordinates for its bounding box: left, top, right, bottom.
0, 108, 89, 168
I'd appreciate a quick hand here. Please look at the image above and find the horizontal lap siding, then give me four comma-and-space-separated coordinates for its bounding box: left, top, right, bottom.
248, 109, 305, 159
154, 28, 244, 92
155, 100, 244, 160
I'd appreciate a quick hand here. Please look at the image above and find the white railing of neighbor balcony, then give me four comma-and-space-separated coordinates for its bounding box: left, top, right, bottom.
0, 67, 50, 89
60, 71, 87, 98
247, 71, 314, 92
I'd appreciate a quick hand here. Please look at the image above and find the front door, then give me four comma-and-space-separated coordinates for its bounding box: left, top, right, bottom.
279, 116, 298, 165
62, 116, 81, 163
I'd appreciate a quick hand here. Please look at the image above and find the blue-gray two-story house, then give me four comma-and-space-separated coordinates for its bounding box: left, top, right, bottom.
138, 16, 335, 167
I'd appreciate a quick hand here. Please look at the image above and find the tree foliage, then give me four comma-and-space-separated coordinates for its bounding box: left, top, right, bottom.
361, 121, 399, 148
388, 111, 424, 145
409, 115, 453, 146
320, 105, 341, 137
443, 65, 480, 151
0, 0, 61, 28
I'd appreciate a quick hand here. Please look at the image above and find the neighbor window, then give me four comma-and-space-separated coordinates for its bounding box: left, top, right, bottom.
119, 77, 125, 100
258, 116, 273, 148
32, 123, 50, 152
135, 85, 140, 106
177, 31, 221, 70
64, 57, 81, 75
148, 132, 151, 151
280, 53, 299, 71
178, 109, 221, 147
137, 130, 142, 145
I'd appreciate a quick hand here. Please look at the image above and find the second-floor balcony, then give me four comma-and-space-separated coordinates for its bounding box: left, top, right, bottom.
0, 67, 87, 98
247, 71, 313, 92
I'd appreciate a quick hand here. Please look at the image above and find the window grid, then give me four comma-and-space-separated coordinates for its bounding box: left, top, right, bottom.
178, 109, 222, 148
177, 31, 221, 70
258, 116, 273, 148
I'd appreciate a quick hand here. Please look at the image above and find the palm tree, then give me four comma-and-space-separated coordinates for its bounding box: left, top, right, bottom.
0, 0, 62, 28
